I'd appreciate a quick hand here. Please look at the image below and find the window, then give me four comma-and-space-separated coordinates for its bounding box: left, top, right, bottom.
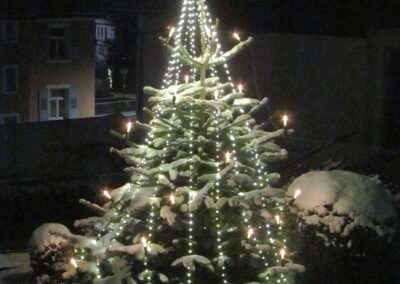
0, 113, 20, 125
2, 65, 18, 94
49, 88, 68, 120
48, 27, 67, 60
2, 21, 17, 42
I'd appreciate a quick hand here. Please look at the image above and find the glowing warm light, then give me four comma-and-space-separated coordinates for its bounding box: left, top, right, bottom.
205, 26, 211, 37
275, 215, 281, 225
70, 258, 78, 268
294, 189, 302, 199
141, 237, 148, 248
247, 227, 254, 239
168, 26, 176, 38
225, 151, 231, 164
282, 114, 289, 127
213, 90, 219, 100
238, 84, 244, 93
126, 121, 133, 133
184, 74, 190, 84
233, 32, 241, 41
169, 194, 176, 205
103, 190, 112, 200
280, 248, 286, 260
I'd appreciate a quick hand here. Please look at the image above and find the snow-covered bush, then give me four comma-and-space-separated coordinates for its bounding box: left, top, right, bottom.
286, 170, 399, 284
287, 170, 397, 246
29, 223, 73, 282
29, 223, 98, 283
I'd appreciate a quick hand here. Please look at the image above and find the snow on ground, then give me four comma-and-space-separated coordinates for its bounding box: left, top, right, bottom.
287, 170, 397, 245
0, 252, 33, 283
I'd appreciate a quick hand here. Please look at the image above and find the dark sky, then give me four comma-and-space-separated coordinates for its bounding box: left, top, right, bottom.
2, 0, 400, 36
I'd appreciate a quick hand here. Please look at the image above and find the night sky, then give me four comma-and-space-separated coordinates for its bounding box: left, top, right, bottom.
2, 0, 400, 36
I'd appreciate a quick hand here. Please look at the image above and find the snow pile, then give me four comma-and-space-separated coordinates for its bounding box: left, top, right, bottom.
288, 171, 397, 245
29, 223, 71, 253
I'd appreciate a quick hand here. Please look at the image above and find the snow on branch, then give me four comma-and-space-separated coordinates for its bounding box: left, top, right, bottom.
79, 199, 106, 215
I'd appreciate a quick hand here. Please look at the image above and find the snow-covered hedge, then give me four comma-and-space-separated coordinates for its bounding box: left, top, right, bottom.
287, 170, 397, 246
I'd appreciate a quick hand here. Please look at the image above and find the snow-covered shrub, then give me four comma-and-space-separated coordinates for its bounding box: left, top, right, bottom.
29, 223, 74, 283
287, 170, 397, 246
286, 170, 399, 284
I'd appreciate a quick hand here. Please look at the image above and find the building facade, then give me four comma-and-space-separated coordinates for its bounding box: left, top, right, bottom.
0, 16, 115, 124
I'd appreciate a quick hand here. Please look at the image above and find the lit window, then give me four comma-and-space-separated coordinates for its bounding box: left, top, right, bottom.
2, 65, 18, 93
49, 88, 68, 120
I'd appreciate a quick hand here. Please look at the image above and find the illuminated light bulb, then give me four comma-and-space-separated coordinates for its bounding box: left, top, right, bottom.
168, 26, 176, 38
238, 84, 244, 93
126, 121, 132, 133
70, 258, 78, 268
282, 114, 289, 127
214, 90, 219, 100
225, 151, 231, 164
103, 190, 111, 200
169, 194, 176, 205
184, 74, 190, 84
280, 248, 286, 260
275, 215, 281, 225
294, 189, 302, 199
233, 32, 241, 41
247, 228, 254, 239
205, 26, 212, 38
141, 237, 148, 248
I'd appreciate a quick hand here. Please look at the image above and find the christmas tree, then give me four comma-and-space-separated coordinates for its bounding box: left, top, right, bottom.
54, 0, 304, 283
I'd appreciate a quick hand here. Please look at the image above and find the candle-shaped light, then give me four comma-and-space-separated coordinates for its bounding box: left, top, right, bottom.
205, 26, 212, 38
169, 194, 176, 205
233, 32, 241, 41
247, 227, 254, 239
184, 74, 190, 84
141, 236, 148, 248
168, 26, 176, 38
225, 151, 231, 164
275, 215, 281, 225
238, 84, 244, 93
280, 248, 286, 260
126, 121, 132, 133
103, 190, 112, 200
213, 90, 219, 100
282, 114, 289, 128
294, 189, 302, 199
70, 258, 78, 268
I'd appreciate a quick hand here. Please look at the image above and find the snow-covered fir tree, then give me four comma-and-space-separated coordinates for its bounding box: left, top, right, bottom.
52, 0, 304, 283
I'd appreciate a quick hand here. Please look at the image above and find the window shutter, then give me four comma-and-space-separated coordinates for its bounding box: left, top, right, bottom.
68, 87, 78, 119
38, 88, 49, 121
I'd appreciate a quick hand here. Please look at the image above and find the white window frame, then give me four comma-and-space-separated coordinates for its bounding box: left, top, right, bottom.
0, 112, 20, 124
47, 24, 69, 61
2, 64, 19, 94
47, 84, 71, 120
2, 21, 18, 43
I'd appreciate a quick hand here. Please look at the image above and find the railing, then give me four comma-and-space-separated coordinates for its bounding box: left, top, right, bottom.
95, 98, 137, 117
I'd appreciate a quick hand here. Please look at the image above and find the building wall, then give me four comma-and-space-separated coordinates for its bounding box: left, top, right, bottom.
0, 18, 96, 122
